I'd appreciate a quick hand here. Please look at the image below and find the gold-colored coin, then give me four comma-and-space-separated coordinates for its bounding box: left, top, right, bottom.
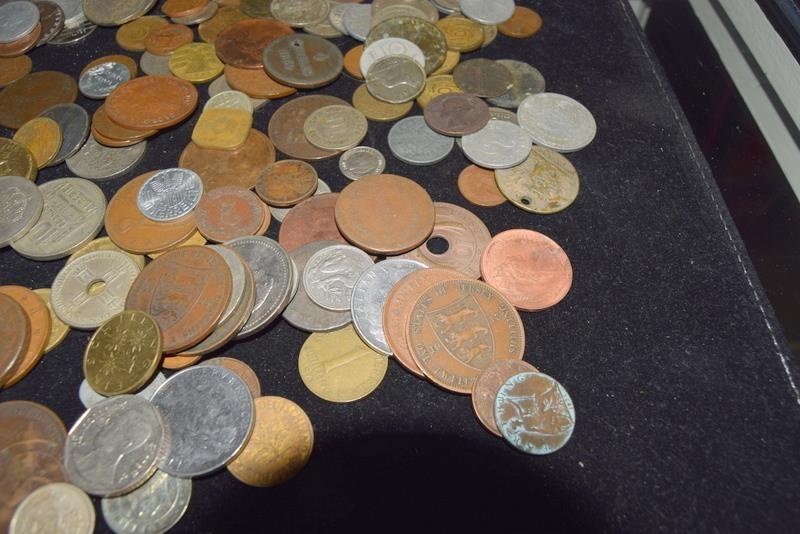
199, 6, 248, 44
191, 108, 252, 150
0, 138, 37, 181
436, 15, 483, 52
12, 117, 62, 169
298, 325, 388, 403
495, 146, 581, 214
227, 396, 314, 487
68, 237, 146, 269
352, 84, 412, 122
431, 49, 460, 76
116, 16, 169, 52
84, 310, 162, 396
32, 289, 70, 354
416, 74, 463, 109
147, 231, 207, 259
169, 43, 224, 84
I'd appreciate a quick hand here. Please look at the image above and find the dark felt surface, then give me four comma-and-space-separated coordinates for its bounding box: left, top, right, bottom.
2, 1, 800, 532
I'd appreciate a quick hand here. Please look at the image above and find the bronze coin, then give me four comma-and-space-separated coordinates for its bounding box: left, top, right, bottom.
163, 0, 209, 18
498, 6, 543, 38
35, 2, 65, 46
0, 286, 50, 388
106, 75, 198, 131
0, 55, 32, 88
255, 159, 318, 207
196, 186, 266, 242
81, 54, 138, 78
0, 71, 77, 130
92, 126, 151, 148
472, 359, 539, 436
145, 23, 194, 56
453, 58, 514, 98
126, 246, 233, 353
423, 92, 490, 136
224, 64, 297, 99
0, 294, 30, 387
215, 19, 294, 69
204, 357, 261, 397
335, 174, 435, 255
263, 34, 343, 89
268, 94, 348, 160
343, 45, 364, 79
457, 164, 506, 207
179, 128, 276, 190
0, 400, 67, 450
92, 105, 157, 144
161, 354, 202, 369
278, 192, 348, 253
0, 23, 40, 58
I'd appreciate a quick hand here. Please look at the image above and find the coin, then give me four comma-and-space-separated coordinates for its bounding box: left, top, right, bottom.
263, 34, 343, 89
424, 92, 489, 136
68, 237, 144, 270
365, 54, 426, 104
472, 359, 538, 436
0, 287, 49, 388
304, 104, 368, 151
453, 58, 512, 98
0, 175, 42, 247
372, 0, 439, 22
299, 325, 388, 402
0, 55, 32, 87
270, 178, 330, 223
433, 0, 459, 13
204, 357, 260, 396
480, 21, 496, 46
139, 50, 173, 75
67, 139, 147, 183
101, 470, 191, 534
209, 73, 269, 110
224, 64, 296, 99
0, 294, 28, 386
145, 23, 193, 55
38, 103, 89, 165
228, 396, 313, 486
360, 36, 425, 74
84, 0, 155, 26
304, 3, 343, 38
205, 89, 253, 113
328, 2, 349, 33
172, 1, 218, 24
151, 365, 254, 477
0, 400, 66, 450
497, 6, 542, 38
342, 3, 371, 40
416, 73, 462, 109
162, 0, 208, 17
161, 354, 202, 370
0, 138, 36, 181
430, 48, 459, 75
256, 159, 318, 207
137, 168, 204, 222
387, 115, 454, 165
517, 92, 597, 152
240, 0, 274, 18
80, 53, 138, 79
0, 2, 39, 44
352, 83, 412, 122
271, 0, 329, 27
461, 119, 531, 169
106, 75, 198, 131
34, 1, 65, 46
436, 14, 482, 52
278, 193, 347, 252
343, 44, 364, 79
458, 0, 513, 25
199, 5, 247, 43
366, 16, 446, 74
11, 178, 105, 261
169, 42, 224, 83
303, 244, 373, 311
48, 20, 97, 47
0, 22, 40, 58
116, 15, 168, 51
214, 19, 294, 69
196, 186, 264, 242
486, 59, 545, 109
268, 94, 348, 160
495, 146, 580, 214
33, 288, 69, 354
192, 107, 252, 150
457, 164, 505, 207
78, 62, 132, 100
92, 105, 156, 147
9, 483, 94, 534
79, 373, 166, 409
339, 146, 385, 180
146, 230, 208, 259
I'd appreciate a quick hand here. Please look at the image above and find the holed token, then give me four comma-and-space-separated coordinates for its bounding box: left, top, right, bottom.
256, 160, 318, 208
0, 138, 37, 181
196, 186, 266, 242
0, 55, 32, 88
191, 108, 252, 150
0, 293, 29, 387
0, 71, 77, 130
436, 14, 483, 52
169, 42, 224, 83
116, 16, 169, 52
263, 34, 343, 89
457, 165, 506, 207
214, 19, 294, 70
304, 105, 368, 151
106, 75, 198, 131
472, 360, 538, 436
0, 286, 51, 388
145, 23, 193, 56
453, 58, 513, 98
497, 6, 542, 38
32, 289, 70, 354
423, 93, 489, 136
224, 64, 296, 99
495, 146, 580, 213
352, 84, 412, 122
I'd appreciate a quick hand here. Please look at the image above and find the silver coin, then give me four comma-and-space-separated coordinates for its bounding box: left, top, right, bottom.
328, 2, 348, 35
102, 470, 191, 534
204, 90, 253, 114
270, 178, 330, 222
171, 0, 218, 25
39, 103, 89, 165
271, 0, 329, 27
461, 119, 531, 169
387, 115, 454, 165
66, 137, 147, 181
339, 146, 385, 180
366, 54, 426, 104
360, 37, 425, 75
208, 244, 247, 325
304, 0, 342, 38
140, 50, 172, 77
517, 93, 597, 153
283, 240, 352, 332
78, 61, 131, 99
49, 0, 84, 26
0, 1, 40, 44
303, 244, 374, 311
51, 250, 141, 330
34, 1, 65, 46
11, 178, 105, 261
64, 395, 167, 496
83, 0, 156, 26
150, 365, 254, 478
289, 254, 300, 301
458, 0, 513, 24
48, 17, 96, 45
137, 168, 204, 222
79, 373, 167, 409
9, 483, 95, 534
432, 0, 459, 14
342, 3, 371, 41
226, 236, 293, 337
371, 0, 439, 23
456, 107, 517, 149
351, 259, 426, 355
208, 74, 268, 111
487, 60, 546, 109
0, 175, 43, 248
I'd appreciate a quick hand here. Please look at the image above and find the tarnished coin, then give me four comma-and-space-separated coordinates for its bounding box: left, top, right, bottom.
416, 73, 462, 109
0, 2, 40, 44
144, 23, 193, 55
270, 178, 330, 223
169, 42, 224, 83
79, 373, 166, 409
424, 92, 489, 136
12, 117, 62, 168
240, 0, 275, 19
518, 92, 597, 152
278, 193, 347, 252
137, 168, 204, 222
0, 55, 32, 88
116, 15, 168, 51
204, 357, 260, 397
0, 138, 36, 181
105, 75, 198, 131
366, 54, 426, 104
84, 0, 156, 26
214, 19, 294, 70
0, 294, 28, 386
366, 16, 447, 74
495, 146, 580, 213
0, 286, 50, 388
498, 5, 542, 38
299, 325, 388, 402
92, 105, 155, 148
339, 146, 386, 180
151, 365, 254, 477
9, 483, 94, 534
79, 61, 131, 99
139, 50, 172, 76
256, 159, 318, 208
457, 165, 506, 207
208, 74, 268, 110
352, 83, 412, 122
461, 119, 531, 169
268, 94, 348, 160
458, 0, 513, 25
436, 14, 483, 52
205, 89, 253, 113
271, 0, 329, 27
147, 230, 208, 260
11, 178, 105, 261
191, 107, 252, 150
196, 186, 265, 242
360, 36, 425, 74
495, 372, 575, 454
38, 103, 89, 165
453, 58, 513, 98
0, 175, 42, 247
263, 34, 343, 89
34, 1, 65, 46
66, 137, 147, 181
304, 105, 368, 151
487, 59, 545, 109
342, 3, 371, 40
101, 470, 191, 534
472, 359, 539, 436
303, 244, 374, 311
387, 115, 454, 165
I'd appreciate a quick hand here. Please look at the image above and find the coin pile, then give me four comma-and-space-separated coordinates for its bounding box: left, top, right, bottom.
0, 0, 598, 530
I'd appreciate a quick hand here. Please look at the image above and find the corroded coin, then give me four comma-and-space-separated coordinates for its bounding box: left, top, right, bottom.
387, 115, 454, 165
116, 15, 168, 51
458, 0, 514, 25
303, 244, 373, 311
0, 287, 50, 388
423, 92, 489, 136
495, 146, 580, 213
278, 193, 347, 252
416, 73, 462, 109
204, 357, 261, 397
101, 471, 191, 534
65, 136, 147, 180
9, 483, 95, 534
191, 107, 252, 150
256, 159, 318, 207
214, 18, 294, 69
38, 103, 89, 165
472, 359, 538, 436
517, 92, 597, 153
339, 146, 385, 180
461, 119, 531, 169
169, 42, 224, 83
304, 105, 367, 151
224, 64, 296, 99
436, 14, 483, 52
145, 23, 193, 55
271, 0, 329, 27
366, 16, 446, 74
0, 138, 36, 181
0, 175, 42, 247
487, 59, 545, 109
32, 288, 70, 354
0, 294, 28, 386
263, 34, 343, 89
137, 168, 204, 222
457, 164, 506, 207
196, 186, 266, 242
105, 75, 198, 131
268, 94, 348, 160
453, 58, 513, 98
0, 55, 32, 88
352, 83, 412, 122
365, 54, 426, 104
497, 5, 542, 38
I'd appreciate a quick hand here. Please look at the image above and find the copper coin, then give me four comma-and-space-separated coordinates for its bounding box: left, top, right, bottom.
81, 54, 138, 78
255, 201, 270, 235
0, 71, 77, 129
343, 45, 364, 79
92, 105, 156, 144
0, 55, 32, 88
179, 128, 276, 190
0, 400, 66, 450
383, 268, 466, 378
406, 278, 525, 394
0, 23, 40, 58
423, 93, 489, 136
224, 64, 296, 99
268, 94, 348, 160
145, 23, 194, 56
0, 286, 50, 388
198, 6, 248, 44
0, 295, 30, 387
163, 0, 209, 18
196, 186, 265, 242
91, 126, 150, 148
453, 58, 514, 98
255, 159, 318, 207
105, 171, 197, 254
480, 229, 573, 311
263, 34, 343, 89
126, 246, 233, 353
35, 1, 65, 46
204, 357, 261, 397
161, 354, 202, 369
457, 165, 506, 207
215, 19, 294, 69
106, 75, 198, 131
472, 359, 539, 436
278, 192, 347, 253
335, 174, 435, 255
498, 6, 543, 38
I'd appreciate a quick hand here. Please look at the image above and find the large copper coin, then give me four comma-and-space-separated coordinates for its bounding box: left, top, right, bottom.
126, 246, 233, 353
255, 159, 318, 208
106, 75, 198, 131
196, 186, 266, 242
214, 19, 294, 69
145, 23, 194, 56
335, 174, 434, 255
0, 286, 50, 388
92, 105, 157, 145
0, 400, 67, 450
179, 128, 276, 191
0, 55, 32, 88
278, 193, 347, 253
0, 294, 29, 387
263, 34, 343, 89
0, 71, 77, 129
480, 229, 573, 311
423, 92, 489, 136
406, 278, 524, 394
268, 94, 348, 160
472, 359, 538, 436
457, 164, 506, 207
105, 172, 197, 255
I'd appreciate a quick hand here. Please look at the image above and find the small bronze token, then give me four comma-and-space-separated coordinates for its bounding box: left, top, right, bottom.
0, 286, 50, 388
196, 186, 266, 242
352, 83, 412, 122
498, 6, 542, 38
81, 55, 139, 78
453, 58, 514, 98
199, 6, 248, 44
256, 159, 318, 207
0, 71, 77, 130
472, 359, 539, 436
423, 93, 489, 136
0, 23, 40, 58
12, 117, 62, 168
268, 94, 348, 160
215, 19, 294, 69
32, 289, 70, 354
457, 165, 506, 207
0, 294, 29, 387
0, 55, 32, 88
116, 16, 169, 52
106, 75, 198, 131
278, 193, 347, 252
224, 64, 296, 99
263, 34, 343, 89
163, 0, 209, 18
145, 23, 194, 56
343, 45, 364, 79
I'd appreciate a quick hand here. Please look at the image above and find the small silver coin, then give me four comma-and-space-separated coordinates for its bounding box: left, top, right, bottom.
150, 365, 254, 478
366, 54, 426, 104
66, 136, 147, 181
339, 146, 386, 181
518, 92, 598, 153
137, 168, 204, 222
387, 115, 454, 166
48, 18, 96, 45
171, 0, 218, 25
458, 0, 513, 24
39, 103, 90, 165
0, 175, 43, 248
343, 3, 371, 40
461, 119, 532, 169
360, 36, 425, 75
303, 244, 374, 312
208, 74, 267, 111
140, 51, 173, 76
78, 61, 131, 99
79, 372, 167, 409
270, 178, 330, 222
487, 60, 546, 109
328, 2, 349, 34
456, 107, 517, 149
64, 395, 167, 496
351, 259, 426, 355
0, 1, 40, 44
9, 483, 95, 534
204, 90, 253, 114
102, 471, 191, 534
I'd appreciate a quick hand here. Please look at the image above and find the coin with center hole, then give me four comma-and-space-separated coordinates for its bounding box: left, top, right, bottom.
263, 34, 343, 89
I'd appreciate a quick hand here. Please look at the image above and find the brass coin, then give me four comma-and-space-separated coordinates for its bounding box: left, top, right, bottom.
191, 108, 253, 150
352, 83, 412, 122
365, 16, 447, 75
0, 138, 36, 181
84, 311, 162, 396
199, 6, 248, 43
436, 15, 483, 52
116, 16, 169, 52
67, 237, 146, 270
12, 117, 62, 169
0, 71, 77, 130
298, 325, 388, 403
0, 55, 32, 88
256, 159, 318, 207
495, 146, 580, 214
453, 58, 513, 98
169, 43, 224, 84
343, 44, 364, 79
430, 49, 459, 75
31, 289, 69, 355
415, 73, 462, 109
0, 286, 50, 388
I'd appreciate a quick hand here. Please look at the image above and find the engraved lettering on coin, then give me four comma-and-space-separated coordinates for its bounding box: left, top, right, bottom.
366, 54, 426, 104
360, 37, 425, 74
304, 104, 368, 151
0, 176, 43, 247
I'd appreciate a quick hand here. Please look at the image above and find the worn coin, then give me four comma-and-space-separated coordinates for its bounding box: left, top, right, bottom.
0, 286, 50, 387
472, 359, 539, 436
304, 105, 368, 151
205, 89, 253, 113
342, 3, 371, 40
0, 2, 39, 44
518, 92, 597, 152
352, 83, 412, 122
424, 92, 489, 136
214, 19, 294, 70
263, 34, 343, 89
387, 115, 454, 165
0, 55, 32, 88
0, 175, 42, 247
106, 75, 198, 131
365, 54, 426, 104
9, 483, 94, 534
436, 14, 483, 52
495, 146, 580, 213
430, 48, 459, 75
191, 107, 252, 150
0, 400, 66, 451
12, 117, 61, 168
208, 74, 268, 110
169, 42, 224, 83
139, 50, 172, 76
270, 179, 330, 222
32, 288, 68, 354
101, 470, 191, 534
38, 103, 89, 165
461, 119, 531, 169
137, 168, 204, 222
278, 193, 347, 252
339, 146, 385, 180
0, 138, 35, 181
0, 294, 28, 386
144, 23, 193, 55
268, 94, 348, 160
116, 15, 168, 51
487, 59, 545, 109
196, 186, 265, 242
255, 159, 318, 208
79, 372, 166, 409
458, 0, 513, 24
35, 1, 65, 46
497, 5, 542, 38
366, 16, 446, 74
66, 137, 147, 181
457, 164, 506, 207
304, 244, 374, 311
84, 0, 155, 26
453, 58, 513, 98
271, 0, 329, 27
416, 73, 462, 109
360, 36, 425, 74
